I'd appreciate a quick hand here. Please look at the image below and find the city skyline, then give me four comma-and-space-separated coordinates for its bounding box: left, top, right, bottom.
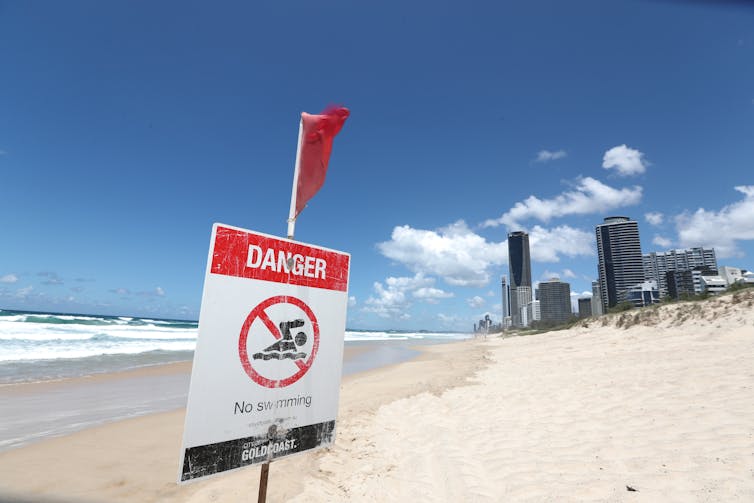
1, 1, 753, 330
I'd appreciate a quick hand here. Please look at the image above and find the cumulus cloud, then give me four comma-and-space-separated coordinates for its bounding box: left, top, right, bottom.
413, 287, 454, 304
602, 144, 648, 176
467, 296, 485, 308
364, 273, 434, 319
562, 268, 577, 279
348, 296, 357, 308
0, 274, 18, 284
155, 287, 166, 297
535, 149, 567, 162
675, 185, 754, 258
652, 235, 673, 248
528, 225, 594, 262
645, 212, 664, 226
377, 221, 507, 287
482, 177, 642, 229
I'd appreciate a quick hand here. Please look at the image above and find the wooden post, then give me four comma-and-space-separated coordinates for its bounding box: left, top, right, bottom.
257, 462, 270, 503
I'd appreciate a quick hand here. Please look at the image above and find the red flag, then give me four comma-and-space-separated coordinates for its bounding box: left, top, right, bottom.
294, 106, 350, 218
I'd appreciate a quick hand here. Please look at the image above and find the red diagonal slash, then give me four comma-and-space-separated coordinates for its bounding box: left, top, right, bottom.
260, 309, 306, 369
258, 310, 281, 340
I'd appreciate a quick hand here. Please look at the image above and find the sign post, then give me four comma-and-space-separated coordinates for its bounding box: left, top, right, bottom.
178, 224, 350, 489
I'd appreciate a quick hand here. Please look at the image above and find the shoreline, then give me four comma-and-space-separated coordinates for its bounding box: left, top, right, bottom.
0, 337, 488, 502
0, 338, 466, 453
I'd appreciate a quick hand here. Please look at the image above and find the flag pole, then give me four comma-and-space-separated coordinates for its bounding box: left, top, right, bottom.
258, 116, 303, 503
287, 119, 304, 240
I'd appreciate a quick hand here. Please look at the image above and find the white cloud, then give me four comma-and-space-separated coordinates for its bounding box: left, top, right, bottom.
483, 177, 642, 228
535, 149, 567, 162
562, 268, 577, 279
155, 287, 166, 297
364, 273, 434, 318
0, 274, 18, 284
529, 225, 594, 262
541, 270, 560, 280
437, 313, 464, 328
645, 212, 664, 226
348, 296, 357, 308
16, 285, 33, 298
675, 185, 754, 258
413, 287, 454, 304
652, 235, 673, 248
378, 221, 507, 287
467, 296, 485, 308
602, 144, 648, 176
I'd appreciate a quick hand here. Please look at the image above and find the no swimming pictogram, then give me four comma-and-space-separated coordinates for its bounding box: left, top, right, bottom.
238, 295, 320, 388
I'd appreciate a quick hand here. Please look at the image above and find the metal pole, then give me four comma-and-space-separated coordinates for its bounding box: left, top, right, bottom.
257, 462, 270, 503
287, 120, 304, 240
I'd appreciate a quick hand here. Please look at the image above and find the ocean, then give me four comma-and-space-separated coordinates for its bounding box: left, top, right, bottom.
0, 309, 471, 451
0, 309, 471, 385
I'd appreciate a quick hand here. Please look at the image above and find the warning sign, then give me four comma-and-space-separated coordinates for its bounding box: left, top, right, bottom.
178, 224, 350, 483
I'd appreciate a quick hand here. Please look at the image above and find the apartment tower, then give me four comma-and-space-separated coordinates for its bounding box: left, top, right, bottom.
508, 231, 532, 327
595, 216, 644, 311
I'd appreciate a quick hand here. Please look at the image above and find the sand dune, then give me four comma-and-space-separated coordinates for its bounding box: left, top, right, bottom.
1, 290, 753, 502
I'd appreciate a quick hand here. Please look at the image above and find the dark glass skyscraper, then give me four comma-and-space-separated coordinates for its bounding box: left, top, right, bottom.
508, 231, 532, 327
508, 231, 532, 289
539, 279, 572, 324
595, 216, 644, 311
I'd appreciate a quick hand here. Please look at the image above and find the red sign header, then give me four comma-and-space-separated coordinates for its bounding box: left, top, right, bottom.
210, 226, 349, 292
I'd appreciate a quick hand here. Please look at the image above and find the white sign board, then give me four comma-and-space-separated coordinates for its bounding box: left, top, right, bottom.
178, 223, 350, 482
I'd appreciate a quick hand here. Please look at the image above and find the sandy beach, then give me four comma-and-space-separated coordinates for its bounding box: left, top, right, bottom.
1, 290, 753, 502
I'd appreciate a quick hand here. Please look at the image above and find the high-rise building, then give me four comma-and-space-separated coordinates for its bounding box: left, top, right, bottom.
501, 275, 510, 319
595, 216, 644, 311
508, 231, 532, 327
643, 247, 717, 297
539, 279, 572, 324
513, 286, 533, 328
578, 297, 593, 318
525, 299, 540, 326
591, 281, 603, 316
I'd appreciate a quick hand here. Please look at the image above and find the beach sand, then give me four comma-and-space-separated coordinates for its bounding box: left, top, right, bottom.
1, 291, 753, 502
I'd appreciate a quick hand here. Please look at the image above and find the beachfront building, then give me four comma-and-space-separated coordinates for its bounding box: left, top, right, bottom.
643, 247, 717, 297
513, 286, 533, 328
508, 231, 532, 327
522, 299, 540, 327
701, 275, 727, 295
501, 275, 510, 320
719, 266, 754, 286
595, 216, 644, 312
591, 281, 603, 316
625, 280, 660, 307
667, 269, 696, 299
539, 279, 572, 324
578, 297, 593, 318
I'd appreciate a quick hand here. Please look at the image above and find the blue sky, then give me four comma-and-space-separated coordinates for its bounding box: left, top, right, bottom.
1, 0, 752, 330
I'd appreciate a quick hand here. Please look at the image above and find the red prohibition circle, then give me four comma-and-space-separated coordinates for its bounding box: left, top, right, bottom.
238, 295, 320, 388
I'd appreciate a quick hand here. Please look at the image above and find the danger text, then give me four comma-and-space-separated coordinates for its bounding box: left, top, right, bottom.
247, 245, 326, 279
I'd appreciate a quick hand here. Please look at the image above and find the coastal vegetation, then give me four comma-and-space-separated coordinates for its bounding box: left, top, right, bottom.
501, 286, 754, 336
